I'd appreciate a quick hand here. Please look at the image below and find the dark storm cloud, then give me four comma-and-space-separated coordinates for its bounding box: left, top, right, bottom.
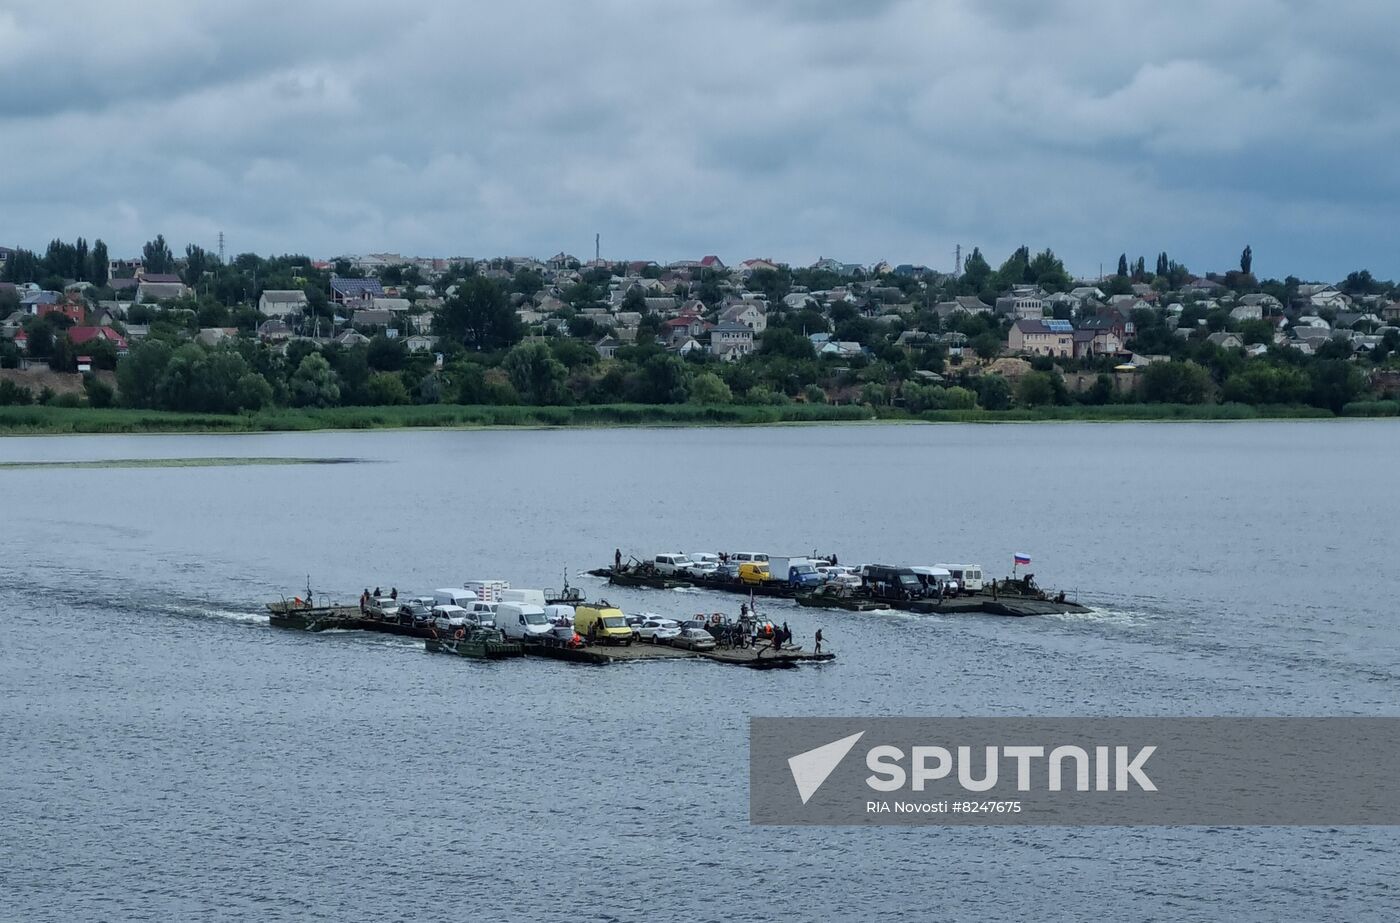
2, 0, 1398, 278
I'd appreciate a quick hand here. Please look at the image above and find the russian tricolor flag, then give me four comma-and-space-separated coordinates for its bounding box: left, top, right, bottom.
1014, 553, 1031, 566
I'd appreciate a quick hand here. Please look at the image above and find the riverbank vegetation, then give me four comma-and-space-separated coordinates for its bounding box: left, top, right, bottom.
4, 238, 1399, 430
2, 400, 1391, 435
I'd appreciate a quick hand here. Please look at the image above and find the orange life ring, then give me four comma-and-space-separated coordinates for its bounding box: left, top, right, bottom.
454, 628, 465, 640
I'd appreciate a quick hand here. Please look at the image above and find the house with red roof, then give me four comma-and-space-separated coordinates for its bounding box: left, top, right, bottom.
38, 301, 86, 325
66, 326, 129, 355
698, 255, 726, 271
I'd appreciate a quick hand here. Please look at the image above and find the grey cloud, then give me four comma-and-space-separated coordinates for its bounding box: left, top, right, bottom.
2, 0, 1399, 278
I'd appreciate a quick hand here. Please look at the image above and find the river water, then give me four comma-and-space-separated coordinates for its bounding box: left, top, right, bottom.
2, 422, 1397, 921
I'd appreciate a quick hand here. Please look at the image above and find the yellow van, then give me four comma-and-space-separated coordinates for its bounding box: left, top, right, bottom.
738, 562, 771, 584
574, 605, 635, 646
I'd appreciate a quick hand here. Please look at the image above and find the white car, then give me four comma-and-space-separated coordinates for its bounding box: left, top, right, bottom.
671, 627, 716, 651
819, 566, 862, 589
637, 617, 681, 642
683, 561, 719, 578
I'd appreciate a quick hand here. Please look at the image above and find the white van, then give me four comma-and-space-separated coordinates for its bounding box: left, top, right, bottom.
653, 553, 693, 575
464, 580, 510, 602
434, 588, 479, 608
497, 602, 551, 641
911, 566, 954, 595
432, 604, 469, 631
499, 588, 547, 607
730, 552, 769, 565
938, 564, 984, 593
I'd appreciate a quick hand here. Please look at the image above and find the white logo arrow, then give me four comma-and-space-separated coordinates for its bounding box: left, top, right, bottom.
788, 731, 865, 804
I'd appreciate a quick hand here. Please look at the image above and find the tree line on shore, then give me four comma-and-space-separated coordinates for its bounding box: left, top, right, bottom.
2, 237, 1397, 416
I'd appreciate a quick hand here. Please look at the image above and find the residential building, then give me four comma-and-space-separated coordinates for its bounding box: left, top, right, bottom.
720, 301, 767, 334
595, 336, 622, 359
258, 290, 309, 317
136, 280, 187, 303
330, 276, 385, 305
1072, 327, 1123, 359
995, 292, 1045, 320
66, 326, 130, 355
1007, 318, 1074, 358
711, 321, 754, 361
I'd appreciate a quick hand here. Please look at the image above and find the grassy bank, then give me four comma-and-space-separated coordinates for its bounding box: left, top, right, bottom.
0, 400, 1388, 435
0, 402, 871, 434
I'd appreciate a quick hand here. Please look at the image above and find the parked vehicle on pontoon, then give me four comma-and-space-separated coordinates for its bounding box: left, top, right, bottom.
860, 565, 927, 600
497, 602, 552, 641
768, 556, 824, 589
499, 588, 547, 607
398, 597, 436, 624
672, 626, 717, 651
937, 564, 983, 593
432, 604, 470, 632
368, 596, 401, 619
818, 565, 863, 589
574, 604, 635, 646
683, 553, 721, 577
652, 553, 694, 576
911, 566, 955, 596
462, 601, 498, 628
433, 588, 479, 609
464, 580, 510, 602
636, 616, 681, 643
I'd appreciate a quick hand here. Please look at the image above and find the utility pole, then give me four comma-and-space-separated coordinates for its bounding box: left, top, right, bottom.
595, 233, 600, 264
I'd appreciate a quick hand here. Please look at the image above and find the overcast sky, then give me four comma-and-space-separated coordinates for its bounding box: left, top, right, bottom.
2, 0, 1397, 280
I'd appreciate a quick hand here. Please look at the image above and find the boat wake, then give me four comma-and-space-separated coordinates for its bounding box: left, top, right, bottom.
151, 602, 270, 626
1042, 606, 1149, 627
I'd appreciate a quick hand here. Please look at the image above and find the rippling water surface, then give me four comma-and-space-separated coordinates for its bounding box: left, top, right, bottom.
3, 422, 1397, 921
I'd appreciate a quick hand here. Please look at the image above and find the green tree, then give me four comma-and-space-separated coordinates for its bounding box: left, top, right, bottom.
367, 335, 408, 372
1016, 371, 1060, 407
977, 374, 1012, 410
366, 372, 410, 405
1240, 245, 1253, 275
1117, 253, 1129, 278
116, 339, 174, 407
234, 372, 274, 411
961, 247, 992, 292
434, 277, 523, 351
688, 371, 732, 404
290, 352, 342, 407
142, 235, 175, 274
1141, 360, 1211, 404
90, 239, 109, 287
759, 327, 816, 360
1028, 248, 1071, 290
183, 244, 213, 287
1307, 359, 1364, 413
502, 341, 568, 404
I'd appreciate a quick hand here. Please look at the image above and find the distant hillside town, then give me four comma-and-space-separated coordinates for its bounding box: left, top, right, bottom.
1, 237, 1398, 415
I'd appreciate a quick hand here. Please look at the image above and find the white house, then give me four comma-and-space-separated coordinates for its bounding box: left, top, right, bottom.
720, 301, 767, 334
258, 290, 309, 317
